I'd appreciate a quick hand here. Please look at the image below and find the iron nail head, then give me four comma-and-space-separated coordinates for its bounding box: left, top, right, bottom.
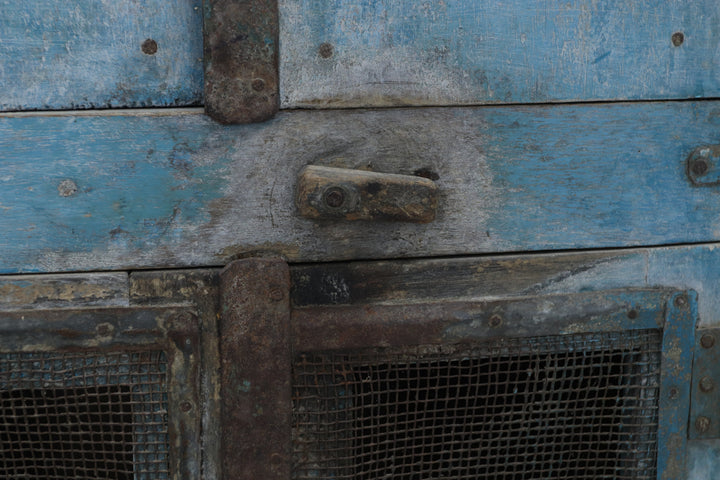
674, 294, 688, 308
700, 376, 715, 393
701, 333, 716, 349
696, 416, 711, 433
488, 314, 503, 328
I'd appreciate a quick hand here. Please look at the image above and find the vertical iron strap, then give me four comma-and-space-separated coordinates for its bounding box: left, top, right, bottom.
204, 0, 279, 123
220, 258, 291, 479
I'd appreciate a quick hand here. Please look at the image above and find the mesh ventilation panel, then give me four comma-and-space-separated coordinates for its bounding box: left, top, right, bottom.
293, 330, 662, 480
0, 350, 168, 480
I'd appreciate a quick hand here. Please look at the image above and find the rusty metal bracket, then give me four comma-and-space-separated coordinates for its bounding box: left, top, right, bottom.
219, 258, 291, 480
203, 0, 279, 124
296, 165, 439, 223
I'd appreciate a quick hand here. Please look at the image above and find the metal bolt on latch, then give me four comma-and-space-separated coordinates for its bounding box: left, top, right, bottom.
323, 187, 347, 209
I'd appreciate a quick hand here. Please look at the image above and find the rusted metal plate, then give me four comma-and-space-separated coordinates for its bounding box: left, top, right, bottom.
296, 165, 438, 223
204, 0, 278, 124
219, 258, 291, 480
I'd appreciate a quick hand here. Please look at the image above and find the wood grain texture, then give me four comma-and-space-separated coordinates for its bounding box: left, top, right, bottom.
280, 0, 720, 108
0, 0, 203, 111
290, 243, 720, 329
1, 101, 719, 273
0, 273, 128, 310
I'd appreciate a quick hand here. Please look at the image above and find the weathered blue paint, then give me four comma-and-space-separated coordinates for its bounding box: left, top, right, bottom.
280, 0, 720, 108
658, 291, 697, 480
0, 112, 231, 272
1, 102, 720, 272
689, 328, 720, 440
689, 440, 720, 479
0, 0, 204, 111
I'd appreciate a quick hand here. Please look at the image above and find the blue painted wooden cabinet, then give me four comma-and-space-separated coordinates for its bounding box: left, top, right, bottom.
1, 1, 719, 479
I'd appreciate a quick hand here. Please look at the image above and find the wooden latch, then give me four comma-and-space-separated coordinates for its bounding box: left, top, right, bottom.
296, 166, 439, 223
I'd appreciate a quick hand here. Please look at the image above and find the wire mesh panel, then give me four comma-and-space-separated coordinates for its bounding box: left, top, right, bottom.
0, 350, 169, 480
292, 330, 662, 480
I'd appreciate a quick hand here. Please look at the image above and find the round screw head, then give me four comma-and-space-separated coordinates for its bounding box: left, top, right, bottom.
251, 78, 266, 92
668, 386, 680, 400
701, 334, 716, 349
95, 323, 113, 337
318, 42, 334, 58
269, 286, 284, 302
180, 401, 193, 412
692, 159, 709, 176
488, 314, 503, 328
671, 32, 684, 47
674, 294, 688, 308
700, 376, 715, 393
142, 38, 158, 55
627, 309, 638, 319
696, 416, 712, 433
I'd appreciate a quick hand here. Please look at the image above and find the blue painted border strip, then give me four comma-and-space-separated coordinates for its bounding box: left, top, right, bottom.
658, 290, 698, 480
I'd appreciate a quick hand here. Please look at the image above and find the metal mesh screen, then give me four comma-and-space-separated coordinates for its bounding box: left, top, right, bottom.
292, 330, 662, 480
0, 350, 169, 480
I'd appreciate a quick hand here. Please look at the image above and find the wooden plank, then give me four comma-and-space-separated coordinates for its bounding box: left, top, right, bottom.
280, 0, 720, 107
1, 101, 719, 272
290, 243, 720, 332
0, 273, 128, 310
0, 0, 203, 111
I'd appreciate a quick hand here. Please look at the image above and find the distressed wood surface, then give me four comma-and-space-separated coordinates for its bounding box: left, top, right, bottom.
280, 0, 720, 108
4, 1, 718, 112
2, 247, 720, 476
0, 273, 128, 310
0, 0, 203, 111
290, 244, 720, 329
1, 101, 719, 273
